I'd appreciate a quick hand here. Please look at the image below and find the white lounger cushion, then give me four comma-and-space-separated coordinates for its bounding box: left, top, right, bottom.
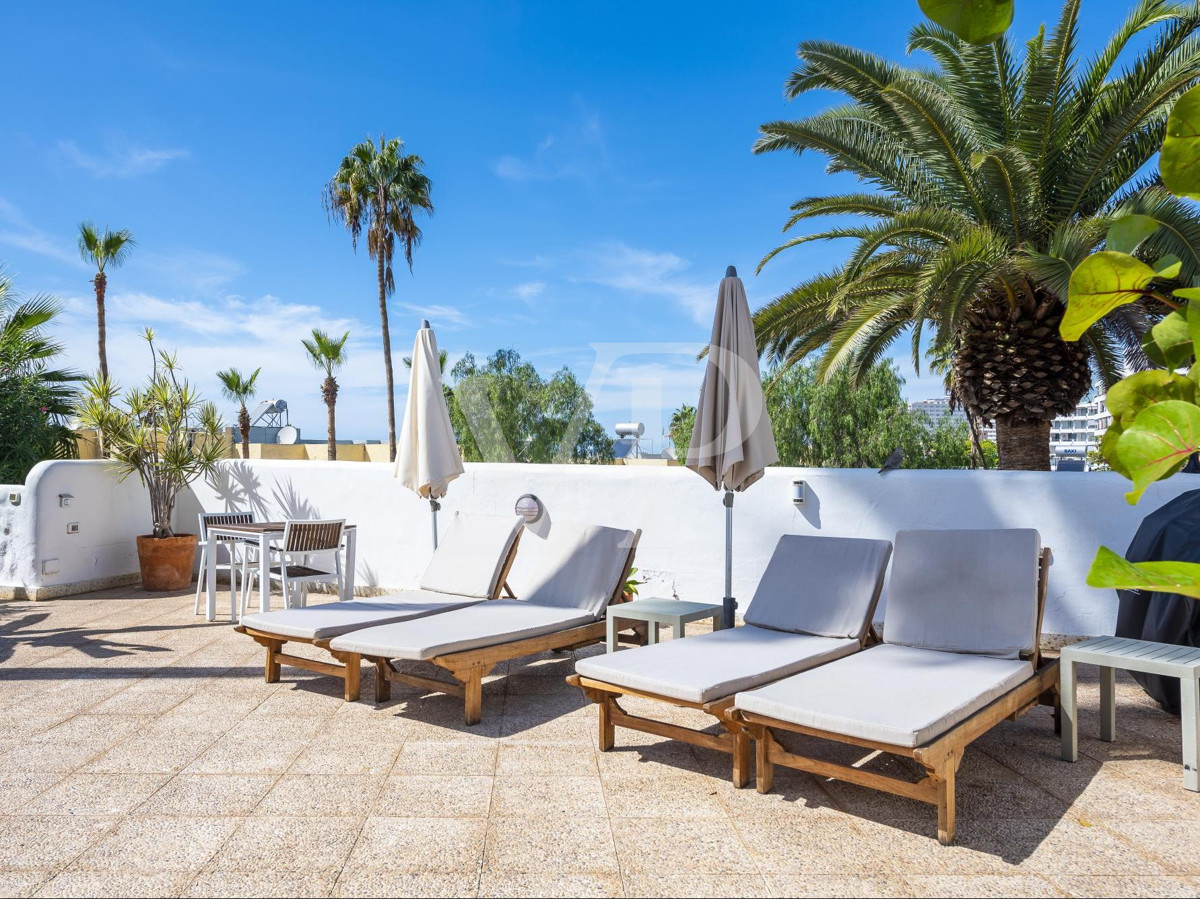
239, 590, 483, 641
735, 643, 1033, 747
418, 513, 525, 598
885, 529, 1042, 659
509, 521, 636, 618
743, 535, 892, 639
575, 625, 860, 704
328, 599, 595, 660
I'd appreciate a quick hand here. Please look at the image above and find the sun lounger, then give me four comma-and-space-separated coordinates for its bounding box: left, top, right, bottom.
568, 534, 893, 785
327, 521, 641, 724
732, 528, 1058, 845
235, 513, 524, 701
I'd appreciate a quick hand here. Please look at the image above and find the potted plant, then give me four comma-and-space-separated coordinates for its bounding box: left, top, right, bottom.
79, 329, 225, 591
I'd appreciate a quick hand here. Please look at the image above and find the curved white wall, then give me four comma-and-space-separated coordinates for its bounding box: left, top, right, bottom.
7, 458, 1198, 639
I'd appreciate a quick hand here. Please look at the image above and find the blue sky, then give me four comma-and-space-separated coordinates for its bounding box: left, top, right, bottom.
2, 0, 1141, 447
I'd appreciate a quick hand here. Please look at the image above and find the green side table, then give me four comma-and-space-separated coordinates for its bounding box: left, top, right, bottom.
606, 596, 725, 653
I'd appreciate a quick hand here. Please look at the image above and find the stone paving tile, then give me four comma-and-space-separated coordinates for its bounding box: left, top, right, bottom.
182, 737, 309, 775
212, 816, 362, 874
0, 816, 116, 869
33, 870, 192, 897
71, 816, 242, 873
135, 774, 278, 817
332, 870, 478, 897
181, 870, 336, 897
0, 870, 52, 898
623, 873, 775, 897
600, 771, 728, 819
0, 773, 64, 813
483, 815, 618, 874
490, 775, 606, 817
391, 741, 495, 776
495, 742, 597, 776
342, 816, 486, 874
83, 736, 216, 774
476, 873, 623, 897
254, 774, 383, 817
901, 874, 1061, 897
611, 817, 758, 875
372, 774, 494, 818
23, 773, 170, 817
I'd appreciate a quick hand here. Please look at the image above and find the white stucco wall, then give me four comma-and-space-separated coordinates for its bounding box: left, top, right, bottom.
6, 458, 1198, 638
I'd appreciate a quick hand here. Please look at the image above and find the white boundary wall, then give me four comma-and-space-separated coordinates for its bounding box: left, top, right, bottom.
5, 458, 1198, 638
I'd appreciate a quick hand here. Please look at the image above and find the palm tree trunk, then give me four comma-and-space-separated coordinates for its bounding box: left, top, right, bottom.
93, 271, 108, 381
238, 405, 251, 460
376, 252, 397, 463
995, 417, 1050, 470
325, 377, 338, 461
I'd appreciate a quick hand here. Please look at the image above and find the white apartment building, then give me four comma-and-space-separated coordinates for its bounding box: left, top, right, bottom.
1049, 397, 1112, 464
907, 396, 968, 427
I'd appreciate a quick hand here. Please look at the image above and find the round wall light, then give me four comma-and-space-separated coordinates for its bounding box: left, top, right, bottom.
514, 493, 544, 523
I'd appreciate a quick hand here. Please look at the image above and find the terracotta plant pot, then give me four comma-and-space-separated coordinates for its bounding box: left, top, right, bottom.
136, 534, 199, 592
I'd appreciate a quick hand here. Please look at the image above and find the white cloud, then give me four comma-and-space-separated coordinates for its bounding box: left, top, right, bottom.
0, 196, 84, 267
138, 250, 245, 294
513, 281, 546, 302
396, 302, 469, 330
574, 241, 714, 325
493, 100, 608, 183
57, 137, 188, 178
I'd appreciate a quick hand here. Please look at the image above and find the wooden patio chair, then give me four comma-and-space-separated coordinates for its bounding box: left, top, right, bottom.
567, 534, 893, 786
327, 522, 641, 724
235, 513, 524, 701
731, 528, 1059, 845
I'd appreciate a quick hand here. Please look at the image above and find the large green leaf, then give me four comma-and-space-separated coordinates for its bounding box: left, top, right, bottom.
1161, 84, 1200, 201
1106, 214, 1159, 254
1145, 310, 1196, 371
1106, 369, 1197, 424
1087, 546, 1200, 600
1116, 400, 1200, 503
1062, 251, 1158, 341
918, 0, 1013, 44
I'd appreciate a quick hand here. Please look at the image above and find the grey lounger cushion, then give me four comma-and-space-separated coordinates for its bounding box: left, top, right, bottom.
743, 535, 892, 639
419, 513, 525, 598
735, 643, 1033, 747
575, 625, 860, 704
508, 521, 637, 618
329, 599, 595, 660
885, 528, 1042, 659
239, 590, 483, 642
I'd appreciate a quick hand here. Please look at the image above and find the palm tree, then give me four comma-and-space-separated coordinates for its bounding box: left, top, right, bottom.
752, 0, 1200, 469
77, 222, 135, 382
323, 136, 434, 464
216, 367, 261, 459
302, 329, 350, 461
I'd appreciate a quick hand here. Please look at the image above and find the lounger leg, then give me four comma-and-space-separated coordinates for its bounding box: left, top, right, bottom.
374, 659, 392, 704
731, 729, 751, 789
755, 728, 775, 794
1100, 665, 1117, 742
462, 665, 484, 725
1181, 673, 1200, 792
342, 654, 361, 702
598, 695, 615, 751
934, 749, 961, 845
264, 639, 282, 683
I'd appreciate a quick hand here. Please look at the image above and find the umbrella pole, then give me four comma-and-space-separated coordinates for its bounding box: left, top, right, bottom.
723, 490, 735, 629
430, 498, 440, 549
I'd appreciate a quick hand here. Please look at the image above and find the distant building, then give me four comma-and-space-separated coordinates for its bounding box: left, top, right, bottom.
1049, 398, 1112, 467
908, 396, 968, 428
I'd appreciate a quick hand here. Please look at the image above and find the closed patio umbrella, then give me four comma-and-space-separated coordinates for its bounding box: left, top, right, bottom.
686, 266, 778, 628
395, 320, 464, 548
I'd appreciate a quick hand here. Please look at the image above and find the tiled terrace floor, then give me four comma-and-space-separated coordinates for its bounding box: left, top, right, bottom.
1, 587, 1199, 898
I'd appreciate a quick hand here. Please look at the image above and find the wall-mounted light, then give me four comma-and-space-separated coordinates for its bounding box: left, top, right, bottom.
515, 493, 544, 523
7, 492, 20, 506
58, 493, 73, 508
791, 479, 806, 507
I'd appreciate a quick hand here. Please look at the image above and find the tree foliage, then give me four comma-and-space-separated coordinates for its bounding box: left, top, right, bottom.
448, 349, 613, 464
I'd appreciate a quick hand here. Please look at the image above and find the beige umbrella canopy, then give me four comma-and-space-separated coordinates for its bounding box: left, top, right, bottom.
395, 321, 464, 548
686, 266, 778, 626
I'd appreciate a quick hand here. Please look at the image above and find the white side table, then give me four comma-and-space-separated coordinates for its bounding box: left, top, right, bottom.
606, 597, 725, 653
1060, 635, 1200, 791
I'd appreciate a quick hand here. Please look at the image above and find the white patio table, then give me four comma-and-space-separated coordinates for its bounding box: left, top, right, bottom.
202, 521, 357, 621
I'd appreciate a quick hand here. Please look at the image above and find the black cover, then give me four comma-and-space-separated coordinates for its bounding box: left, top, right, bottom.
1115, 489, 1200, 715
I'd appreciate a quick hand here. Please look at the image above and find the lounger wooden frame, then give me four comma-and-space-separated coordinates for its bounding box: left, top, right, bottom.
735, 547, 1059, 845
567, 622, 886, 788
234, 531, 523, 702
348, 530, 642, 724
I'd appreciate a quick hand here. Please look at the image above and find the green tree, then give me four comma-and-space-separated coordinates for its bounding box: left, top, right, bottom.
448, 349, 613, 464
324, 136, 433, 464
668, 404, 696, 462
77, 222, 135, 382
302, 329, 350, 461
752, 0, 1200, 470
0, 270, 81, 483
216, 366, 261, 460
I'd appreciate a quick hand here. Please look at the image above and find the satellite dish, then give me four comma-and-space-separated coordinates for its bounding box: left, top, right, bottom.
276, 425, 299, 445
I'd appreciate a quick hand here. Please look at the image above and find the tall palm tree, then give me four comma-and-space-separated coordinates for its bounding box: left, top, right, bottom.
323, 136, 433, 463
77, 222, 135, 382
216, 366, 261, 459
752, 0, 1200, 469
302, 329, 350, 461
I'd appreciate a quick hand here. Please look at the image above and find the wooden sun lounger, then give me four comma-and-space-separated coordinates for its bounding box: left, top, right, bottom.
234, 532, 521, 702
344, 531, 641, 725
733, 547, 1059, 845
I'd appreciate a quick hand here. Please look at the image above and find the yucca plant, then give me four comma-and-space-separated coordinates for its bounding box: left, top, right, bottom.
753, 0, 1200, 469
78, 329, 225, 539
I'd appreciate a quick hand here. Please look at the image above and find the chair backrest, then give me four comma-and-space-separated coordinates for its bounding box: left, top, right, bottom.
419, 513, 526, 598
743, 535, 893, 641
198, 511, 253, 542
509, 521, 641, 619
282, 519, 345, 554
884, 528, 1044, 660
